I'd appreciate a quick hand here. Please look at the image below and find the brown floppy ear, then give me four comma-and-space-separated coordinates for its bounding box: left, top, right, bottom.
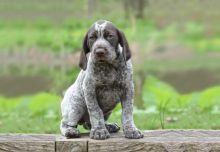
117, 30, 131, 62
79, 32, 90, 70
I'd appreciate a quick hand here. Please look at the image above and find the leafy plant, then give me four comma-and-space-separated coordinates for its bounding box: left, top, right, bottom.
142, 75, 220, 112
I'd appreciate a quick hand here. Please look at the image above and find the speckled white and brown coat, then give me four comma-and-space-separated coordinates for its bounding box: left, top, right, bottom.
60, 20, 143, 140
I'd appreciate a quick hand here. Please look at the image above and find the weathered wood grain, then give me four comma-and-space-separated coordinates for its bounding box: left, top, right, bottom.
56, 134, 88, 152
88, 130, 220, 152
144, 130, 220, 137
1, 130, 220, 152
0, 134, 55, 152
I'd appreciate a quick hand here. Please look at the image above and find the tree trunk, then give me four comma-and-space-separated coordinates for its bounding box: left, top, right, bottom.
134, 70, 146, 109
123, 0, 130, 18
122, 0, 148, 19
87, 0, 96, 17
136, 0, 145, 19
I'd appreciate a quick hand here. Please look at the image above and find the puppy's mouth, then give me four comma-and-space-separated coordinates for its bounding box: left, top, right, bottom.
95, 58, 107, 64
95, 54, 106, 60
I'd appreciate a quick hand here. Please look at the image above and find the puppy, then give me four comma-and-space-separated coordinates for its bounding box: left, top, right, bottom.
60, 20, 144, 140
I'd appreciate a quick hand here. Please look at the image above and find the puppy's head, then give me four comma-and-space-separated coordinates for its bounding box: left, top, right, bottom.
79, 20, 131, 70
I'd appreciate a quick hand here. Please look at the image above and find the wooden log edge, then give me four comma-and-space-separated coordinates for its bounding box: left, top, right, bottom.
1, 130, 220, 152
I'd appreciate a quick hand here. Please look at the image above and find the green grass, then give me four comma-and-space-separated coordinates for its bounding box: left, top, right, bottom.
0, 93, 61, 133
0, 26, 85, 52
110, 107, 220, 130
1, 76, 220, 133
1, 0, 220, 134
143, 75, 220, 111
1, 19, 220, 53
1, 0, 220, 53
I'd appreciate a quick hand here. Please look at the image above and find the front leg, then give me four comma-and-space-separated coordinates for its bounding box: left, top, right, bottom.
121, 83, 144, 139
83, 80, 110, 140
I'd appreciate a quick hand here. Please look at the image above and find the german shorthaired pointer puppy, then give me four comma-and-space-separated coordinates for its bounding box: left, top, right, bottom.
60, 20, 144, 140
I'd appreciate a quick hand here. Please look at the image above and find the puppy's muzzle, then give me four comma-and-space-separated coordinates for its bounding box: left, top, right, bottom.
95, 47, 107, 59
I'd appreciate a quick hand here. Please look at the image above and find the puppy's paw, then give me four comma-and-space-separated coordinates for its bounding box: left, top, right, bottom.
105, 123, 120, 133
90, 128, 110, 140
64, 127, 80, 138
124, 128, 144, 139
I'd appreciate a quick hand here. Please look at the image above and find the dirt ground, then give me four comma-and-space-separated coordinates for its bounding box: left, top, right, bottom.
157, 69, 220, 93
1, 42, 220, 96
0, 75, 51, 96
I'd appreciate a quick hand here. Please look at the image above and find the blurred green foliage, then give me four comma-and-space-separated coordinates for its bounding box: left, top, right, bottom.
0, 20, 220, 53
143, 76, 220, 111
1, 76, 220, 133
1, 0, 220, 133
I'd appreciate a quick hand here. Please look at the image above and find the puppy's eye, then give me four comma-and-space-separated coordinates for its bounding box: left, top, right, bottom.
107, 34, 114, 39
89, 35, 97, 40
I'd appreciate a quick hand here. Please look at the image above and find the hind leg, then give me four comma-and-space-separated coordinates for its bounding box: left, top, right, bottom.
60, 98, 86, 138
83, 111, 120, 133
83, 122, 120, 133
105, 123, 120, 133
104, 111, 120, 133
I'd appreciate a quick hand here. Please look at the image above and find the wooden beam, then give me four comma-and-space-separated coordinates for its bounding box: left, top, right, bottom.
1, 130, 220, 152
88, 130, 220, 152
0, 134, 55, 152
56, 134, 88, 152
